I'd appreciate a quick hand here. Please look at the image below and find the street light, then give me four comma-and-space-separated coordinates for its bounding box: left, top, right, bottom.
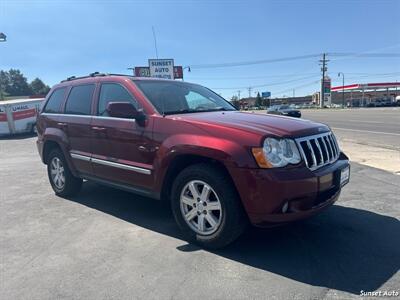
181, 66, 191, 81
338, 72, 345, 108
0, 32, 6, 42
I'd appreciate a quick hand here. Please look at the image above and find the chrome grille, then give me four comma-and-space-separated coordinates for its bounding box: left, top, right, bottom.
296, 132, 340, 170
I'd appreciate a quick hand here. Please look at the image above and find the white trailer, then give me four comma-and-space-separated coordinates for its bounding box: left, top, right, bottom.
0, 98, 45, 136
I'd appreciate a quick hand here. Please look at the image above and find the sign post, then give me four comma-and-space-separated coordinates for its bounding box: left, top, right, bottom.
323, 77, 331, 106
148, 59, 174, 79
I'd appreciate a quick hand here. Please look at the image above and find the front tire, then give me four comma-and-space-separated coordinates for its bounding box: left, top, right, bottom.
171, 163, 247, 249
47, 148, 82, 197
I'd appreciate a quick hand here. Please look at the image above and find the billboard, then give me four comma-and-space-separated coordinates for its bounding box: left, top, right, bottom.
261, 91, 271, 98
173, 66, 183, 79
134, 65, 183, 79
134, 67, 150, 77
148, 59, 174, 79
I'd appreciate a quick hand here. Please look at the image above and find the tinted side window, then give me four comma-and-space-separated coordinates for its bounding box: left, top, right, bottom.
65, 84, 95, 115
44, 88, 66, 113
98, 83, 138, 116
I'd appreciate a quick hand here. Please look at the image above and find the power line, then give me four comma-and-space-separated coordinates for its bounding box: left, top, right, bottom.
188, 71, 400, 81
335, 72, 400, 75
186, 72, 320, 80
211, 74, 319, 90
273, 80, 321, 96
188, 54, 320, 69
332, 72, 400, 81
186, 51, 400, 70
329, 52, 400, 58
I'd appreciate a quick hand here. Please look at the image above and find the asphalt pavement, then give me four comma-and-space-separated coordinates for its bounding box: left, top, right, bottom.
1, 131, 399, 299
301, 107, 400, 150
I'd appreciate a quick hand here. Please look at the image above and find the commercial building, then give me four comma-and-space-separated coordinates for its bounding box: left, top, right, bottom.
269, 82, 400, 107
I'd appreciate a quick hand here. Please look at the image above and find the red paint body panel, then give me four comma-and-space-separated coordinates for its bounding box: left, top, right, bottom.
37, 75, 349, 226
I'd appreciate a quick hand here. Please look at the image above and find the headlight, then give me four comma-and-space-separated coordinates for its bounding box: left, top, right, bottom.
252, 138, 301, 168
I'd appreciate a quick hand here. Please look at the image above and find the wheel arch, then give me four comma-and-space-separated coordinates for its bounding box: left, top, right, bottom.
42, 138, 79, 177
160, 154, 236, 203
43, 140, 61, 164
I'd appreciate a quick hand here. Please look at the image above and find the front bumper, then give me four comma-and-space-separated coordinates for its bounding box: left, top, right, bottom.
228, 152, 350, 226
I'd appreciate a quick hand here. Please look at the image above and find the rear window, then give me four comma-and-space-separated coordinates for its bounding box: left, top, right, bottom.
65, 84, 95, 115
43, 88, 66, 113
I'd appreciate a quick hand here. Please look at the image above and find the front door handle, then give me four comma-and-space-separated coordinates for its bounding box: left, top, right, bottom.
57, 122, 67, 128
91, 126, 107, 132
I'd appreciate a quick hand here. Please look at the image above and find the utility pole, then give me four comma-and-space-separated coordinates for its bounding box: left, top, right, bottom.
338, 72, 345, 108
237, 90, 241, 100
319, 53, 329, 108
248, 87, 252, 98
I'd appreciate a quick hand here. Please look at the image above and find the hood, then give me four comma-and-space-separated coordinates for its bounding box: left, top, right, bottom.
173, 111, 329, 138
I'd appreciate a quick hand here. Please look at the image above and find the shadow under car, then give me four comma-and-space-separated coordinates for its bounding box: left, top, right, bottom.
65, 181, 400, 295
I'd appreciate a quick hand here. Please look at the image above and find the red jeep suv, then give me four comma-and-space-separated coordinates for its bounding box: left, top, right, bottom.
36, 73, 350, 248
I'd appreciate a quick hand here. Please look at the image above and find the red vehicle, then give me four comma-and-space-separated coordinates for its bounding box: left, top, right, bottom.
36, 73, 350, 248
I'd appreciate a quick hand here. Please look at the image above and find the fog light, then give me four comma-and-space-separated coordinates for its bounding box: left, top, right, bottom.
282, 202, 289, 213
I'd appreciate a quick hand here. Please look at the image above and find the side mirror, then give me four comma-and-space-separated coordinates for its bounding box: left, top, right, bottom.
106, 102, 146, 125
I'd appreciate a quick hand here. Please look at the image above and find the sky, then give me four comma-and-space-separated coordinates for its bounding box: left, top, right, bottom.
1, 0, 399, 99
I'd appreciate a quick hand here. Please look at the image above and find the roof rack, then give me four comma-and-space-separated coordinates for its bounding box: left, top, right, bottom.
60, 72, 133, 83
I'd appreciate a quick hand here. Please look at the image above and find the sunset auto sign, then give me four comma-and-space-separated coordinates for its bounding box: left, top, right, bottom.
148, 59, 174, 79
135, 66, 183, 79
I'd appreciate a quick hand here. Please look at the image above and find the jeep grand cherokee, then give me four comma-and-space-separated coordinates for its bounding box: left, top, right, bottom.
36, 73, 350, 248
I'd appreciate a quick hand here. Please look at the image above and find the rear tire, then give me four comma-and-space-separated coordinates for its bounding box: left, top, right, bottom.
171, 163, 247, 249
47, 148, 82, 197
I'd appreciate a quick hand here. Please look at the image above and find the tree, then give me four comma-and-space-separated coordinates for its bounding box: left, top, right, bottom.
0, 70, 10, 100
256, 92, 262, 107
262, 98, 271, 107
0, 69, 51, 99
230, 95, 240, 109
30, 78, 50, 95
6, 69, 31, 96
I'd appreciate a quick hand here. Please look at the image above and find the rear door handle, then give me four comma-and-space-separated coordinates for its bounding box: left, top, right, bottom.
57, 122, 67, 128
91, 126, 107, 132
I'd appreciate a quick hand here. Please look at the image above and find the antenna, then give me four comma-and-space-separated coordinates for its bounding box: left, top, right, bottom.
152, 26, 159, 59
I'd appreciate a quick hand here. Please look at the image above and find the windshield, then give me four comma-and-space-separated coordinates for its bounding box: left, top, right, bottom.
279, 105, 290, 109
133, 80, 236, 115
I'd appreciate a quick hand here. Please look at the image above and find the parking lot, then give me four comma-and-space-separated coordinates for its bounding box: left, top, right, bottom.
1, 109, 399, 299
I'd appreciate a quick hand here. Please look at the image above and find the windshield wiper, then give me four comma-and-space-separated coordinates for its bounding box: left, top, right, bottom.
164, 109, 195, 115
210, 107, 231, 111
164, 107, 234, 115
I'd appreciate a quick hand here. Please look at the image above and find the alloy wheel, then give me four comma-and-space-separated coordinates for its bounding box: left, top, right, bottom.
180, 180, 222, 235
50, 157, 65, 189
